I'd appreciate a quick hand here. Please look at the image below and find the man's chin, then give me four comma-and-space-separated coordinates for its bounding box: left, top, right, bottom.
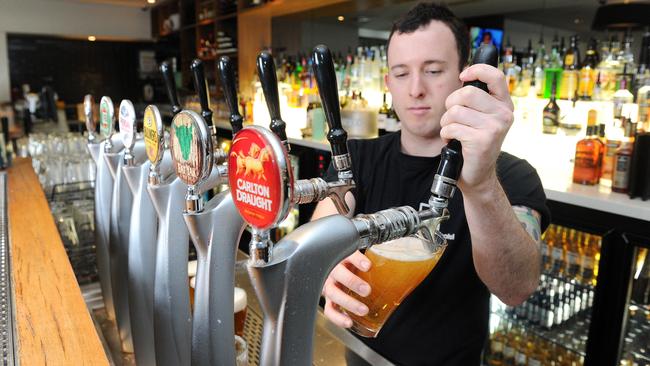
400, 121, 441, 139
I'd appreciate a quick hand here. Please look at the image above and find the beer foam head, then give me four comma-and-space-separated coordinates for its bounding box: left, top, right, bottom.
188, 260, 197, 277
234, 287, 247, 313
190, 276, 196, 289
369, 236, 435, 261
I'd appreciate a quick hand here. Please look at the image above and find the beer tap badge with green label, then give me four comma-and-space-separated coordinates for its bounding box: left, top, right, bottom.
99, 96, 115, 139
228, 126, 293, 229
143, 105, 164, 164
119, 100, 136, 149
169, 110, 212, 186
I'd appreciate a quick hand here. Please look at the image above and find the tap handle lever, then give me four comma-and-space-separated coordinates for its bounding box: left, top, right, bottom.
160, 61, 182, 116
256, 51, 288, 148
217, 56, 244, 135
433, 44, 498, 198
311, 44, 349, 159
191, 59, 213, 127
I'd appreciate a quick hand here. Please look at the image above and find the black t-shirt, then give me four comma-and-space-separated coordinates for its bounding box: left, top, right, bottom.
324, 131, 550, 366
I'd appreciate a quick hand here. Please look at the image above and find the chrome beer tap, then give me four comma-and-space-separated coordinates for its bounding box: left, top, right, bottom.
256, 49, 356, 217
86, 94, 122, 322
121, 99, 158, 366
149, 61, 192, 366
169, 58, 246, 366
425, 44, 498, 233
105, 99, 146, 353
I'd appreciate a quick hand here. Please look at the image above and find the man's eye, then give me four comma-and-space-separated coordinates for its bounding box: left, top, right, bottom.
395, 73, 408, 78
426, 70, 441, 75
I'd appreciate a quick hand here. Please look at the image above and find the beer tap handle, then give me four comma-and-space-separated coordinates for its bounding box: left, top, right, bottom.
431, 44, 498, 201
160, 61, 182, 116
191, 59, 213, 127
256, 51, 289, 149
217, 56, 244, 135
84, 94, 96, 140
312, 45, 351, 167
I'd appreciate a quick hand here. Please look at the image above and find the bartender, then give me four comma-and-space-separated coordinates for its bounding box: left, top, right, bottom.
313, 2, 550, 365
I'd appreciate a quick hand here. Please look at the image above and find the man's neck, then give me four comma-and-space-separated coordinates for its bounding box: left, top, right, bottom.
399, 128, 445, 157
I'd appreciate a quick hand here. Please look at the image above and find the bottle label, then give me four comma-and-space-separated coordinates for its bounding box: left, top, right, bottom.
504, 346, 515, 358
491, 340, 503, 353
376, 114, 387, 129
552, 247, 563, 260
613, 155, 631, 189
543, 112, 559, 127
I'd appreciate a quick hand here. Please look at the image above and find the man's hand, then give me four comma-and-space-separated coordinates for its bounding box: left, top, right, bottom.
322, 251, 372, 328
439, 64, 514, 195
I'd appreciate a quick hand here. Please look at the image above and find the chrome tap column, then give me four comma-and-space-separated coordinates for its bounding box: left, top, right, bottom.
121, 99, 157, 366
149, 62, 192, 366
87, 95, 122, 321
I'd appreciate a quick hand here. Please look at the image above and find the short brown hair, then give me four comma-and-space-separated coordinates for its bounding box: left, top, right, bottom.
387, 2, 470, 71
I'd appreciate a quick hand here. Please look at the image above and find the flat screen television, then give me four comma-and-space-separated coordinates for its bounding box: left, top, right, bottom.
470, 27, 504, 52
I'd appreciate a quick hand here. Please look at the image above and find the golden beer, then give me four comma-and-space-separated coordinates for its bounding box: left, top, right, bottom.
189, 278, 248, 337
346, 234, 445, 337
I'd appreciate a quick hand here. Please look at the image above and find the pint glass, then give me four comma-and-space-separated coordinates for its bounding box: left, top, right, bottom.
345, 231, 446, 337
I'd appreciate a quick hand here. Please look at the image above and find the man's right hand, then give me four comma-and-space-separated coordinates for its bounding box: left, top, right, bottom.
322, 251, 373, 328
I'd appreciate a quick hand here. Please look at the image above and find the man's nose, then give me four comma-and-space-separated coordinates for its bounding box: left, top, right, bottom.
408, 73, 426, 98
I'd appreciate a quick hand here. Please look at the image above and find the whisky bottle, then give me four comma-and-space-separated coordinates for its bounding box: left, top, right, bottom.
578, 38, 599, 100
543, 75, 560, 134
573, 111, 603, 185
560, 35, 581, 100
564, 230, 583, 278
613, 66, 634, 120
612, 120, 637, 193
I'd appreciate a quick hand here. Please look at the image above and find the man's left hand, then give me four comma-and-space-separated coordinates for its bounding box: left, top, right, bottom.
439, 64, 514, 195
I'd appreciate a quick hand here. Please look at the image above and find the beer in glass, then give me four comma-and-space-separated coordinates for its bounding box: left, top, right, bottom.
345, 231, 446, 337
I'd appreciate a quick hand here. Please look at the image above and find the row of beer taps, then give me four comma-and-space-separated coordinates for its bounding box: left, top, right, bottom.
84, 43, 497, 366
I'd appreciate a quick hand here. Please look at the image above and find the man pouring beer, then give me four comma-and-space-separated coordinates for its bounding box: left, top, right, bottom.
314, 2, 550, 365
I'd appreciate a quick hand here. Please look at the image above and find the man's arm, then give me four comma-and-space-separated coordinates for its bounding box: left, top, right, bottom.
441, 64, 542, 306
463, 175, 541, 306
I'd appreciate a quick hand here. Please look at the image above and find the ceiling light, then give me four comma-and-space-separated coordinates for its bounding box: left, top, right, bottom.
337, 16, 344, 22
147, 0, 156, 3
574, 18, 581, 24
88, 36, 96, 41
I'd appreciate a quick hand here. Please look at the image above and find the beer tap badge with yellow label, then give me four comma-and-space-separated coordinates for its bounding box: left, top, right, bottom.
99, 96, 114, 139
119, 100, 136, 149
170, 110, 212, 186
84, 94, 96, 133
143, 105, 164, 164
228, 126, 293, 229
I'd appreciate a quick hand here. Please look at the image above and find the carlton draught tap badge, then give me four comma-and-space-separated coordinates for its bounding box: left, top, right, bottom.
143, 106, 161, 163
229, 127, 288, 229
170, 111, 203, 185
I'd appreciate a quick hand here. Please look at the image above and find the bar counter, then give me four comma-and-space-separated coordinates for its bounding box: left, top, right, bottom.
7, 157, 108, 365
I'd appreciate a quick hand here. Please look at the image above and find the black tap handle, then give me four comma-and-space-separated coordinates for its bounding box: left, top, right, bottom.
217, 56, 243, 135
463, 44, 498, 92
256, 51, 288, 144
160, 61, 182, 116
191, 59, 213, 126
436, 44, 499, 181
312, 44, 348, 157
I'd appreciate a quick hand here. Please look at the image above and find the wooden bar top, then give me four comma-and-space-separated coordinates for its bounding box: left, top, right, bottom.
7, 158, 108, 365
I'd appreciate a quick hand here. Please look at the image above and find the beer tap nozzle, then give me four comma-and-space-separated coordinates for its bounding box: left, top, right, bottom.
429, 44, 498, 214
249, 227, 273, 265
217, 55, 244, 136
257, 51, 290, 151
160, 61, 182, 117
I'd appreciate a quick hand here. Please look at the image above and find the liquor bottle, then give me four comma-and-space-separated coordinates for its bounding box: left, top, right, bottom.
637, 68, 650, 131
514, 332, 529, 366
573, 110, 603, 185
578, 38, 599, 100
632, 248, 649, 304
542, 75, 560, 134
534, 35, 546, 97
612, 120, 637, 193
488, 317, 508, 366
597, 37, 621, 100
613, 67, 634, 120
560, 35, 580, 100
544, 35, 563, 98
565, 231, 583, 277
377, 92, 390, 136
540, 225, 554, 272
550, 228, 566, 276
502, 323, 517, 366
